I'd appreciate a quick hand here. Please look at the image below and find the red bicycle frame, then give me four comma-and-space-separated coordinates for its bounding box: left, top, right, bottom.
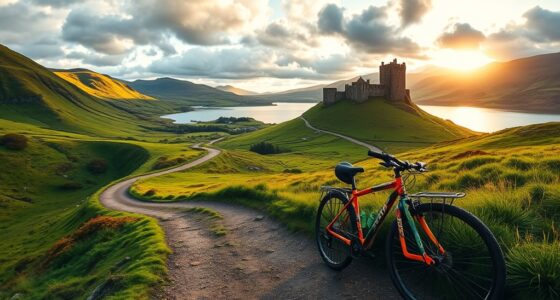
325, 176, 444, 265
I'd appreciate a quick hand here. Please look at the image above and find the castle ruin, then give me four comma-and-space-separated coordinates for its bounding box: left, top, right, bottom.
323, 59, 411, 105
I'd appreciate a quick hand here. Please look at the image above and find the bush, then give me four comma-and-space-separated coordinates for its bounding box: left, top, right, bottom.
59, 182, 84, 190
152, 156, 186, 170
87, 159, 108, 175
0, 133, 28, 150
249, 142, 287, 155
507, 243, 560, 300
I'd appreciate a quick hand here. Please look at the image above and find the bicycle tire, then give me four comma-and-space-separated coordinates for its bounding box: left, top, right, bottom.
315, 190, 358, 271
386, 203, 506, 300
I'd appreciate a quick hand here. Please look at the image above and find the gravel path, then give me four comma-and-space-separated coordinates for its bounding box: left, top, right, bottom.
99, 141, 399, 299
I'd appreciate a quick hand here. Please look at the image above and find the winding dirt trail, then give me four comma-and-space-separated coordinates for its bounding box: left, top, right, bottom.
100, 141, 399, 299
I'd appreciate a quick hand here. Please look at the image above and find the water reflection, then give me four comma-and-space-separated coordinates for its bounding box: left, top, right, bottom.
162, 102, 316, 124
419, 105, 560, 132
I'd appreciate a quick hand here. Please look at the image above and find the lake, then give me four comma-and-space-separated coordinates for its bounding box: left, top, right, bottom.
418, 105, 560, 132
161, 102, 560, 133
162, 102, 316, 124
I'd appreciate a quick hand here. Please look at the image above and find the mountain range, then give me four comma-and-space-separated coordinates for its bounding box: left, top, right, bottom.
261, 53, 560, 113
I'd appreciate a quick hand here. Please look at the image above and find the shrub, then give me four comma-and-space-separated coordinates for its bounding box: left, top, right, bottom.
506, 158, 533, 171
0, 133, 28, 150
458, 156, 498, 170
87, 159, 108, 175
500, 172, 527, 187
283, 168, 303, 174
507, 243, 560, 300
152, 156, 186, 170
143, 189, 156, 197
249, 142, 287, 155
457, 173, 483, 189
59, 182, 84, 190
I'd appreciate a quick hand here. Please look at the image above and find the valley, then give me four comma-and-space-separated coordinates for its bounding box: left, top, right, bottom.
1, 43, 559, 299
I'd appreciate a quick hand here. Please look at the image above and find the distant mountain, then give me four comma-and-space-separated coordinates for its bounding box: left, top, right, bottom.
215, 85, 258, 96
411, 52, 560, 113
53, 69, 154, 100
0, 44, 155, 136
129, 78, 272, 106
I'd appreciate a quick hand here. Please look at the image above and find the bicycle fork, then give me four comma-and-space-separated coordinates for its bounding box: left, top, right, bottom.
396, 199, 446, 266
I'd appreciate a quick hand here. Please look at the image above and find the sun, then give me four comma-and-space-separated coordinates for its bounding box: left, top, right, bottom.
432, 49, 494, 71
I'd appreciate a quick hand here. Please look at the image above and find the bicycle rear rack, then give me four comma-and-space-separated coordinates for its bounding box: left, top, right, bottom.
409, 192, 466, 206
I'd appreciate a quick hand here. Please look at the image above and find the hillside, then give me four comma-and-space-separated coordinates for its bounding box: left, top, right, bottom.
129, 78, 272, 106
0, 44, 159, 136
301, 99, 476, 153
215, 85, 258, 96
53, 69, 154, 100
411, 52, 560, 113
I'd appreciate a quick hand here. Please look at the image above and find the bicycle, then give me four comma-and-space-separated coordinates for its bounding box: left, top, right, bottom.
315, 150, 506, 299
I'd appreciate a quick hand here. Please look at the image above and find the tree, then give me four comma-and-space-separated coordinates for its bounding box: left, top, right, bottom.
0, 133, 28, 150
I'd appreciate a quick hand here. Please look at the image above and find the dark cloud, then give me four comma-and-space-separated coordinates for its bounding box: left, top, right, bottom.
60, 0, 265, 56
523, 6, 560, 42
437, 23, 485, 49
317, 5, 421, 56
399, 0, 432, 27
0, 1, 65, 61
30, 0, 81, 8
255, 21, 318, 49
318, 4, 344, 34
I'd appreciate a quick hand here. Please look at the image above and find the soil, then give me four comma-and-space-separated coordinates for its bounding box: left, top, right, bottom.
100, 143, 400, 299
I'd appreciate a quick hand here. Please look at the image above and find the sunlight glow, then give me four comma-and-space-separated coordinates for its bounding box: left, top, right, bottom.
432, 49, 494, 71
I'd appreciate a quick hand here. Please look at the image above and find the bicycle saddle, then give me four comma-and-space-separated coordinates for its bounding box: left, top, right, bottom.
335, 162, 364, 184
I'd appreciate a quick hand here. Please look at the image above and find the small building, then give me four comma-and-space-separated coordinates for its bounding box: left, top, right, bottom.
323, 58, 411, 105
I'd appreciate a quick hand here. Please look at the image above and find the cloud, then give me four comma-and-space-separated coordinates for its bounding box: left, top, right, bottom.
437, 23, 485, 49
0, 1, 66, 60
399, 0, 432, 27
523, 6, 560, 42
60, 0, 267, 56
318, 4, 344, 34
67, 51, 125, 67
30, 0, 81, 8
317, 4, 421, 56
482, 6, 560, 60
147, 46, 360, 80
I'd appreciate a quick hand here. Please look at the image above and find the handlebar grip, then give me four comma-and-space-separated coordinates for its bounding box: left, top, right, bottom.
367, 150, 388, 160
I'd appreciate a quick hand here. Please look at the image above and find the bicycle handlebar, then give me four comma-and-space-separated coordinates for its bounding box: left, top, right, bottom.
367, 150, 427, 172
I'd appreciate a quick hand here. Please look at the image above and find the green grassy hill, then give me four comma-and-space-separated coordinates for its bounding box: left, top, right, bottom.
0, 118, 207, 299
53, 69, 154, 100
128, 77, 272, 106
412, 52, 560, 113
134, 121, 560, 299
302, 98, 476, 152
0, 44, 168, 137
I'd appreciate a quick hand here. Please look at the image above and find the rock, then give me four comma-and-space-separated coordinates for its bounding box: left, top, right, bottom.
254, 215, 264, 221
265, 249, 275, 253
190, 261, 201, 266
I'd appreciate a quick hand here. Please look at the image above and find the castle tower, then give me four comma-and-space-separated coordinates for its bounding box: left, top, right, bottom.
379, 58, 406, 101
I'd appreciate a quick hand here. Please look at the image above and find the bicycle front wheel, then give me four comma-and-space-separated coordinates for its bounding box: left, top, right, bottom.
386, 203, 506, 300
315, 190, 357, 270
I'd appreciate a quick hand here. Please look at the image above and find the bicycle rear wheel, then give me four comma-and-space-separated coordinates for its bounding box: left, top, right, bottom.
315, 191, 357, 270
386, 203, 506, 300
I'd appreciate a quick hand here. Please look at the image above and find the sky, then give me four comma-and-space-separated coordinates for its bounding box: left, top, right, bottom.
1, 0, 559, 93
